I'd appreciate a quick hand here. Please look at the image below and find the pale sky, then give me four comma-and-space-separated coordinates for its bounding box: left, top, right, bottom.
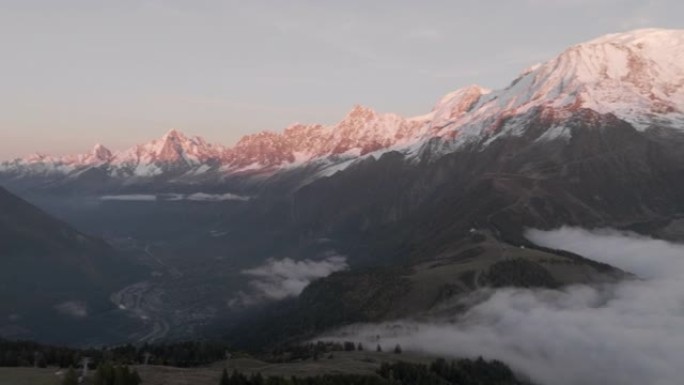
1, 0, 683, 159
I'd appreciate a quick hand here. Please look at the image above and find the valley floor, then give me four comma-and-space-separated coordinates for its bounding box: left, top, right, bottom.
0, 351, 436, 385
0, 367, 63, 385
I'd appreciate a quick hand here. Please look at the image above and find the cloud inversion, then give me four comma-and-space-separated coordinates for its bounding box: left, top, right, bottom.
236, 256, 348, 305
322, 227, 684, 385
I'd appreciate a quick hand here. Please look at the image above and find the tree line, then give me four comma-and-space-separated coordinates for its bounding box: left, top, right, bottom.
0, 338, 397, 369
256, 341, 403, 363
216, 357, 524, 385
0, 338, 228, 368
59, 364, 142, 385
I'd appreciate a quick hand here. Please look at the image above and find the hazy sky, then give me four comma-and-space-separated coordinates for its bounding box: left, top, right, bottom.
1, 0, 683, 159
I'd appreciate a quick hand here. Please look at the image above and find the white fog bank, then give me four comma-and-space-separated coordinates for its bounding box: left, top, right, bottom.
231, 256, 349, 306
321, 227, 684, 385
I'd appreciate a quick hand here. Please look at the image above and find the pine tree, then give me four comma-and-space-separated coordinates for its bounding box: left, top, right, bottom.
393, 344, 402, 354
93, 364, 106, 385
376, 344, 382, 353
230, 369, 246, 385
130, 368, 142, 385
220, 368, 230, 385
95, 363, 115, 385
114, 366, 128, 385
62, 367, 79, 385
250, 372, 264, 385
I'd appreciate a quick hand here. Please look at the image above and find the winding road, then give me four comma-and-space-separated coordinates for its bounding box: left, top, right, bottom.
110, 242, 177, 343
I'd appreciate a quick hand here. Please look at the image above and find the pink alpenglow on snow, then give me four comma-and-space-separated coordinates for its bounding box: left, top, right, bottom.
2, 29, 683, 181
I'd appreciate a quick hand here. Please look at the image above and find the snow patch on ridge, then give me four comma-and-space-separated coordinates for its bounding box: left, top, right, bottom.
537, 125, 572, 142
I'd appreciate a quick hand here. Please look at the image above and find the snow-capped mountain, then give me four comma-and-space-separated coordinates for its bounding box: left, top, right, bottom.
222, 105, 429, 171
111, 129, 226, 177
285, 30, 684, 268
0, 106, 429, 183
2, 28, 683, 190
0, 129, 226, 180
4, 29, 684, 345
420, 28, 684, 148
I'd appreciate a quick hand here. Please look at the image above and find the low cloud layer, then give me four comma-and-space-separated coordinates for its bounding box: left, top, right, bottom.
185, 192, 249, 202
323, 227, 684, 385
100, 194, 156, 201
526, 227, 684, 279
54, 301, 88, 318
235, 256, 348, 305
100, 192, 249, 202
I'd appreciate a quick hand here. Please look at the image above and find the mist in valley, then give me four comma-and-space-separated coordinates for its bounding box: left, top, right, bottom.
322, 227, 684, 385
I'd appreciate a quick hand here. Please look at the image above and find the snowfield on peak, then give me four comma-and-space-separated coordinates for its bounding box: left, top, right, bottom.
420, 28, 684, 147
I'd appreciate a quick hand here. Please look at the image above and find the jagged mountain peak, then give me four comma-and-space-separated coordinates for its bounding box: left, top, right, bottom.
138, 129, 216, 152
90, 143, 113, 162
431, 85, 492, 128
425, 28, 684, 147
160, 128, 190, 142
3, 29, 683, 185
434, 85, 491, 110
494, 28, 684, 124
112, 129, 224, 176
282, 122, 326, 136
24, 153, 51, 163
343, 104, 378, 122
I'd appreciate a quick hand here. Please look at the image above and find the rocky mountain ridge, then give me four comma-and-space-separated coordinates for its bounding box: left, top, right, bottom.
3, 28, 683, 191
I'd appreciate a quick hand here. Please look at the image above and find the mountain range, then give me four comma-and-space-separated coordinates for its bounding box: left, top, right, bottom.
0, 107, 427, 188
2, 28, 684, 345
3, 29, 683, 194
